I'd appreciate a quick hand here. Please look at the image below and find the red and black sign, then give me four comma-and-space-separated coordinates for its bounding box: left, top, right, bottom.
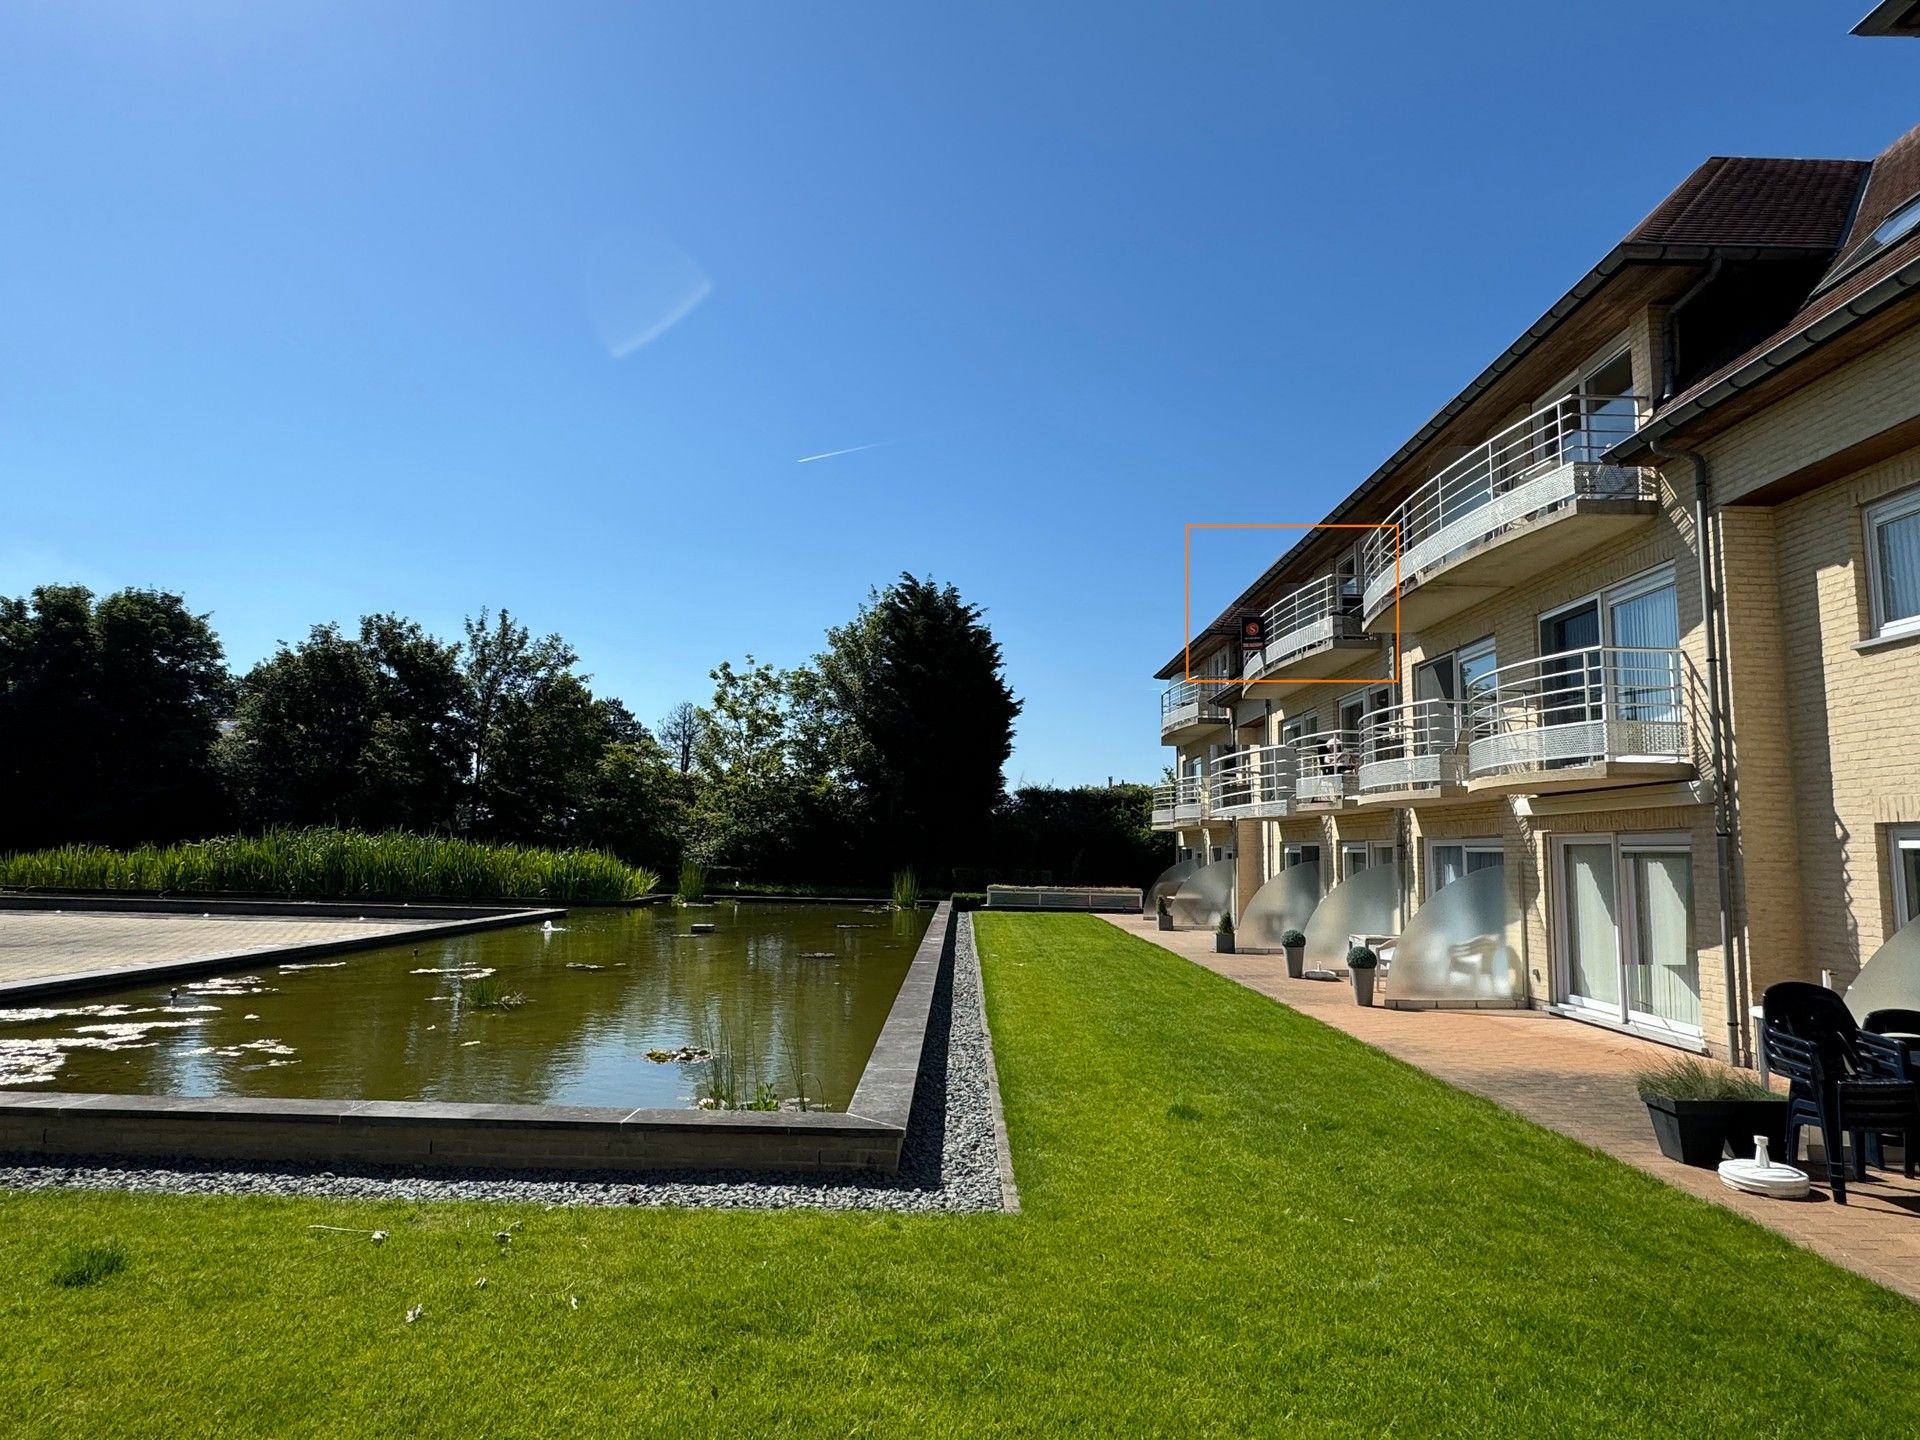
1239, 613, 1265, 653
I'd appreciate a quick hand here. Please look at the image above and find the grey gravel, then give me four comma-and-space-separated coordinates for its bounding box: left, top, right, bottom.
0, 915, 1011, 1214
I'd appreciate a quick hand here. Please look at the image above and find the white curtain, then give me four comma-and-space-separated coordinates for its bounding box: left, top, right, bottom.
1563, 843, 1619, 1008
1629, 853, 1699, 1029
1880, 509, 1920, 624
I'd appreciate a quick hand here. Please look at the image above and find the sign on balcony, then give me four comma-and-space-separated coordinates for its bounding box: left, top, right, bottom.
1239, 613, 1265, 654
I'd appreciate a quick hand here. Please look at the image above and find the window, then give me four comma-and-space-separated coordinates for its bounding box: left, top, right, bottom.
1282, 713, 1319, 746
1892, 827, 1920, 932
1341, 842, 1369, 880
1866, 488, 1920, 639
1429, 839, 1502, 892
1282, 842, 1320, 873
1873, 195, 1920, 250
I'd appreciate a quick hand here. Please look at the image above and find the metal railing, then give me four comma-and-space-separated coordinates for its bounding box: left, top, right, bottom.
1253, 573, 1365, 675
1357, 699, 1467, 793
1209, 744, 1297, 818
1464, 646, 1689, 777
1360, 394, 1654, 617
1150, 774, 1210, 826
1294, 728, 1362, 804
1160, 678, 1231, 734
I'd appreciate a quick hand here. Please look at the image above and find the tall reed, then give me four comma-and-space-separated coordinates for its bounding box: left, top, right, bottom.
677, 859, 708, 904
890, 867, 921, 910
0, 829, 656, 904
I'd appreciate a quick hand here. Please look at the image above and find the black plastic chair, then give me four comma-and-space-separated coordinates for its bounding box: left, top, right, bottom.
1762, 983, 1920, 1204
1863, 1008, 1920, 1038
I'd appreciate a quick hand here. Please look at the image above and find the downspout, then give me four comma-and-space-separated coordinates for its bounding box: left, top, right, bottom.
1651, 439, 1742, 1065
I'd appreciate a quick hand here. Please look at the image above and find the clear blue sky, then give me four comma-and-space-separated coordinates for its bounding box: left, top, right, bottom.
1, 3, 1911, 787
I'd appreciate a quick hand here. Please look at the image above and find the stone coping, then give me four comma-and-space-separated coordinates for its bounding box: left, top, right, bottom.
0, 900, 957, 1176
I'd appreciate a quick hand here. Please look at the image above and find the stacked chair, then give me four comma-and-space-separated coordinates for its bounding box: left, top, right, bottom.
1761, 982, 1920, 1204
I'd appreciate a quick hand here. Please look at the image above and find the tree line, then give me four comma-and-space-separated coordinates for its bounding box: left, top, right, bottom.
0, 576, 1164, 890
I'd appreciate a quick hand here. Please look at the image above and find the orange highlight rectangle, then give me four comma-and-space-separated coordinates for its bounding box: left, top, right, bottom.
1183, 522, 1401, 688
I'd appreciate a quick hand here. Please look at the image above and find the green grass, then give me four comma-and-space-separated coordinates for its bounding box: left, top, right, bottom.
0, 828, 655, 904
47, 1241, 128, 1290
676, 858, 707, 904
1, 914, 1917, 1435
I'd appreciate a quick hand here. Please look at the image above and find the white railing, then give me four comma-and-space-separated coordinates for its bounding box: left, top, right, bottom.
1294, 729, 1362, 804
1151, 775, 1209, 826
1358, 699, 1467, 794
1209, 744, 1297, 819
1253, 573, 1365, 675
1160, 679, 1231, 735
1360, 394, 1654, 618
1464, 646, 1689, 777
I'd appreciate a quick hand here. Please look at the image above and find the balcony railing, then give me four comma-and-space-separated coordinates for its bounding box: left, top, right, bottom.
1294, 729, 1361, 804
1360, 394, 1654, 619
1252, 574, 1365, 675
1357, 699, 1467, 794
1209, 744, 1296, 819
1160, 678, 1231, 737
1464, 646, 1689, 778
1151, 775, 1209, 827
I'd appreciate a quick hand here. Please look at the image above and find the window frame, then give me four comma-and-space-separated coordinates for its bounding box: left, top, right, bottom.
1891, 825, 1920, 932
1864, 487, 1920, 640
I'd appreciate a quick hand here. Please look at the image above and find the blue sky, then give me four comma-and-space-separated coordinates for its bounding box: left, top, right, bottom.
1, 3, 1911, 787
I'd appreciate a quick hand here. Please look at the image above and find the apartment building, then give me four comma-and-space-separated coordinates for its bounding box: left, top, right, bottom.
1150, 112, 1920, 1064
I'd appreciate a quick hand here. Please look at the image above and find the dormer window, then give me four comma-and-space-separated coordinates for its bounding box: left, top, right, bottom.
1872, 195, 1920, 250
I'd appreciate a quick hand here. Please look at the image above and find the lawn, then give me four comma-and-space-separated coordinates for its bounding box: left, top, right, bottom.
2, 914, 1917, 1436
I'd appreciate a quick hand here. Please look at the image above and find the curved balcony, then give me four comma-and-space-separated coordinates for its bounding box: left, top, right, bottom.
1464, 646, 1695, 793
1359, 395, 1656, 632
1160, 679, 1231, 744
1357, 700, 1467, 801
1244, 574, 1375, 687
1294, 729, 1361, 807
1208, 744, 1296, 820
1150, 775, 1209, 830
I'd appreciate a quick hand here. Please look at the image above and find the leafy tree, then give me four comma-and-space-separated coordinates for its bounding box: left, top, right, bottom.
986, 783, 1164, 890
578, 735, 687, 876
475, 672, 614, 845
356, 614, 469, 831
811, 575, 1021, 878
0, 585, 231, 849
460, 608, 576, 821
218, 624, 382, 828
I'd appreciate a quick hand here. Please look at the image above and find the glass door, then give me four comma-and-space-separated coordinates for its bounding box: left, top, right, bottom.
1557, 836, 1700, 1037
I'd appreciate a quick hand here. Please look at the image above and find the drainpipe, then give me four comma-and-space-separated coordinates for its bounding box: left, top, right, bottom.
1651, 438, 1742, 1065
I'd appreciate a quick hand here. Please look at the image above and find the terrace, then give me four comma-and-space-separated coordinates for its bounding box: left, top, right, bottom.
1244, 574, 1377, 687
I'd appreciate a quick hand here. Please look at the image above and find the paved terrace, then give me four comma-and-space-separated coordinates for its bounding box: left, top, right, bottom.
1104, 913, 1920, 1304
0, 909, 496, 999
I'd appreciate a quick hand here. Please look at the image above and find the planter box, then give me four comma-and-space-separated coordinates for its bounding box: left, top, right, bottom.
1351, 968, 1376, 1007
1642, 1095, 1787, 1169
1283, 945, 1305, 980
1156, 913, 1174, 931
1215, 933, 1235, 954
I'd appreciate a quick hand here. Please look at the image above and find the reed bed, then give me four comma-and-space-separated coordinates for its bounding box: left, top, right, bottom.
0, 829, 656, 904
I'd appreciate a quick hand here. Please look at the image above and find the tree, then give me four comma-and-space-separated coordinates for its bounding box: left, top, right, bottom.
460, 608, 576, 824
0, 585, 232, 849
656, 701, 706, 775
475, 672, 613, 844
218, 624, 382, 828
811, 575, 1021, 878
356, 614, 470, 832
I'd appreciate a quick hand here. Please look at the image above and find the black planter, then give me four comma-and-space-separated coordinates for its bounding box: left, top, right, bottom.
1722, 1098, 1792, 1162
1215, 932, 1235, 954
1156, 913, 1174, 931
1642, 1097, 1739, 1168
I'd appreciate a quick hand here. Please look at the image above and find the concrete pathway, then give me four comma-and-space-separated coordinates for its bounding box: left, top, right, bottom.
0, 911, 436, 997
1105, 913, 1920, 1303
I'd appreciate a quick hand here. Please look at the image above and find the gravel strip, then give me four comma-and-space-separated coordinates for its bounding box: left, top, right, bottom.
0, 915, 1012, 1213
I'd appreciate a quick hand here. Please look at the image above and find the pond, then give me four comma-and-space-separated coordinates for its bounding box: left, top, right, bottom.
0, 902, 929, 1111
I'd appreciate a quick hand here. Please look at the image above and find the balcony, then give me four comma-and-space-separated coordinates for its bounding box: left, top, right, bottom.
1244, 574, 1377, 689
1160, 679, 1231, 744
1293, 729, 1360, 807
1150, 775, 1209, 830
1359, 395, 1657, 633
1464, 646, 1696, 793
1208, 744, 1296, 820
1357, 700, 1467, 802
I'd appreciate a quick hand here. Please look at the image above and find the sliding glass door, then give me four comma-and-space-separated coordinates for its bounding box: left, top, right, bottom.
1557, 835, 1700, 1038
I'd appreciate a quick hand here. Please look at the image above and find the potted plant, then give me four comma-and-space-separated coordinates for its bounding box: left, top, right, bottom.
1215, 911, 1235, 954
1156, 894, 1174, 931
1281, 928, 1307, 980
1632, 1057, 1787, 1169
1347, 945, 1379, 1006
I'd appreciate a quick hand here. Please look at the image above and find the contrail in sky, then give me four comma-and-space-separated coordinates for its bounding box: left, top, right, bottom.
796, 440, 891, 464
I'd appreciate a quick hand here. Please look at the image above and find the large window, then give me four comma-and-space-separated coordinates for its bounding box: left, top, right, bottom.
1429, 839, 1502, 893
1555, 832, 1700, 1039
1866, 488, 1920, 639
1891, 826, 1920, 931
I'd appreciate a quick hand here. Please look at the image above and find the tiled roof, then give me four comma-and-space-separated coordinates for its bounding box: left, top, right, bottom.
1624, 156, 1868, 250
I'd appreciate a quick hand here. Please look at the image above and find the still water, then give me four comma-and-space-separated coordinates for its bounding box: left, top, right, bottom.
0, 903, 928, 1111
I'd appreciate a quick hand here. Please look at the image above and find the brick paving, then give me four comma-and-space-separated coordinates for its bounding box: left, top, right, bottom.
1105, 913, 1920, 1303
0, 911, 425, 996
